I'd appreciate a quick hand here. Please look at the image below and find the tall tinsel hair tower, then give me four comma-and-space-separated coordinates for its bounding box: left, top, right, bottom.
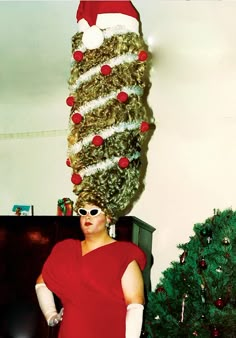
66, 0, 153, 226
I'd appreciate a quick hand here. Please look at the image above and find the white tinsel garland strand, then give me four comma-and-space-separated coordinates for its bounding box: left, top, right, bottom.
79, 152, 140, 179
69, 53, 138, 91
72, 25, 139, 58
68, 121, 141, 155
72, 85, 143, 116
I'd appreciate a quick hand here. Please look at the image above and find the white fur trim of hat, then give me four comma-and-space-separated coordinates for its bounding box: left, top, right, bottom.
76, 0, 140, 50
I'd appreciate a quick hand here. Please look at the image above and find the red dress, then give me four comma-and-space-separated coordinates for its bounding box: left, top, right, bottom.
42, 239, 146, 338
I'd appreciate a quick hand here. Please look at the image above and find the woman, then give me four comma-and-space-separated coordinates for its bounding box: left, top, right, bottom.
35, 202, 146, 338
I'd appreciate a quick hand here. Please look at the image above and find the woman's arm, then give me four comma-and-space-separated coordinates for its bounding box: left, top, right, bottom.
35, 273, 63, 326
121, 260, 145, 338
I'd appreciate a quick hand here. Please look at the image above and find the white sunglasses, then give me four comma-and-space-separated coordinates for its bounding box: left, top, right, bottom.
78, 208, 104, 217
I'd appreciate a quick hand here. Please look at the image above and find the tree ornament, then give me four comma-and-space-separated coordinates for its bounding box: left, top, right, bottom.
155, 286, 165, 294
71, 173, 82, 185
66, 96, 75, 106
66, 158, 71, 167
180, 250, 188, 264
92, 135, 104, 146
214, 298, 225, 309
71, 112, 83, 124
73, 50, 84, 62
180, 293, 188, 323
200, 314, 206, 321
82, 25, 104, 50
101, 64, 112, 76
222, 237, 230, 245
118, 157, 130, 169
138, 50, 148, 61
216, 266, 223, 273
193, 331, 198, 336
140, 121, 150, 132
200, 227, 212, 237
117, 91, 128, 103
211, 327, 220, 337
199, 258, 207, 269
201, 284, 206, 303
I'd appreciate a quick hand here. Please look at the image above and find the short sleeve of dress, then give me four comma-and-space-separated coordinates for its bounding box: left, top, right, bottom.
120, 242, 146, 276
42, 239, 78, 298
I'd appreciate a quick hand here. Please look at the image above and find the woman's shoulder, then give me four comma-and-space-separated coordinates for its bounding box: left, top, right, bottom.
115, 241, 146, 270
116, 240, 142, 250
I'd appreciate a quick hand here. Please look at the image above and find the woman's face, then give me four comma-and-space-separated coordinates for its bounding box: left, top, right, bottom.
79, 203, 110, 236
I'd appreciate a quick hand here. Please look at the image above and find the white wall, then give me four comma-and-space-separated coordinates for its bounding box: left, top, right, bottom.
1, 1, 236, 289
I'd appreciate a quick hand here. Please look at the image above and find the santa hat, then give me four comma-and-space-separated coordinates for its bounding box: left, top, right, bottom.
76, 0, 140, 50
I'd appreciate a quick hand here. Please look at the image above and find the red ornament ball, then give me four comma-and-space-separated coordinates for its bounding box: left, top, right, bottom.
140, 121, 150, 132
118, 157, 130, 169
101, 64, 112, 76
66, 96, 75, 107
73, 50, 84, 62
71, 113, 83, 124
117, 92, 128, 103
66, 158, 71, 167
155, 286, 165, 294
71, 173, 82, 185
92, 135, 104, 146
199, 258, 207, 269
138, 50, 148, 61
212, 328, 220, 337
214, 298, 225, 309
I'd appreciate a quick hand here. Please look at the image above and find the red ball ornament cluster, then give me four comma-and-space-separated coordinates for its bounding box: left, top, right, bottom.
199, 258, 207, 269
71, 173, 82, 185
117, 91, 128, 103
140, 121, 150, 132
118, 157, 130, 169
138, 50, 148, 62
66, 96, 75, 107
71, 112, 83, 124
66, 158, 71, 167
73, 50, 84, 62
92, 135, 104, 146
211, 328, 220, 337
214, 297, 225, 309
155, 286, 165, 294
101, 64, 112, 76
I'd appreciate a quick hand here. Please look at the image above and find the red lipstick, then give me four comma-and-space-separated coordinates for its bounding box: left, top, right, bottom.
85, 221, 92, 226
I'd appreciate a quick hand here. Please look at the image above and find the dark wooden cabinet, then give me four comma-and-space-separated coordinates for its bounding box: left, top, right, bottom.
0, 216, 155, 338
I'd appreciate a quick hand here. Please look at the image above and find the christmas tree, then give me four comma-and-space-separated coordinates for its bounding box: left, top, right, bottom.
144, 209, 236, 337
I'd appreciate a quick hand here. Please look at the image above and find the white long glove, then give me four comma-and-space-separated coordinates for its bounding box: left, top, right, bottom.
35, 283, 64, 327
125, 303, 144, 338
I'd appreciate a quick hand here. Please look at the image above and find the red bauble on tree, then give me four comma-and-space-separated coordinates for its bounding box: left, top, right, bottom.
199, 258, 207, 269
71, 173, 82, 185
71, 113, 83, 124
73, 50, 84, 62
211, 328, 220, 337
117, 91, 128, 103
101, 64, 112, 76
66, 158, 71, 167
118, 157, 130, 169
66, 96, 75, 107
138, 50, 148, 61
140, 121, 150, 132
92, 135, 104, 146
214, 298, 225, 309
155, 286, 165, 294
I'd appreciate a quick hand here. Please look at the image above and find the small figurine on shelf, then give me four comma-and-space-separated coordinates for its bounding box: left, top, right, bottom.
15, 207, 22, 216
57, 198, 74, 216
